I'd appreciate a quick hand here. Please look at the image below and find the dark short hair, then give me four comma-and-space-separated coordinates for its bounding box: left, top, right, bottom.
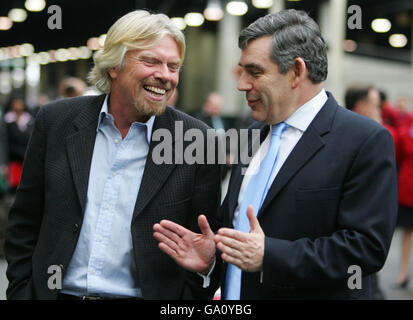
345, 85, 372, 110
238, 9, 328, 83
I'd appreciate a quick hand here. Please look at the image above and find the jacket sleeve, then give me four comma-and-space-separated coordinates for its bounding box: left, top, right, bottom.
262, 127, 398, 288
183, 131, 223, 299
4, 107, 47, 299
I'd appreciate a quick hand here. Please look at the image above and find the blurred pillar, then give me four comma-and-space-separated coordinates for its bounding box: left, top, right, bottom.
320, 0, 347, 105
270, 0, 285, 13
216, 12, 244, 116
25, 59, 41, 109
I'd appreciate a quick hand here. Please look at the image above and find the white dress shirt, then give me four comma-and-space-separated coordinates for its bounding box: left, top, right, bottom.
233, 88, 328, 225
61, 95, 155, 298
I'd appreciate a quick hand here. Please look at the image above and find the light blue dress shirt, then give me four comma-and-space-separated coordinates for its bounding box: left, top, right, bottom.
61, 95, 155, 298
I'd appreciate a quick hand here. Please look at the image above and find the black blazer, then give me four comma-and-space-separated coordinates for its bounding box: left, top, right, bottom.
220, 93, 398, 299
5, 94, 222, 300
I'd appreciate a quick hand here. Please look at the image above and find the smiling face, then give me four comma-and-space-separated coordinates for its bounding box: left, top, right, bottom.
237, 36, 296, 125
109, 35, 181, 118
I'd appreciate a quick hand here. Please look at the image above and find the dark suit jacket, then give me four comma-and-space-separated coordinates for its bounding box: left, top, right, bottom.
5, 94, 222, 300
220, 93, 398, 299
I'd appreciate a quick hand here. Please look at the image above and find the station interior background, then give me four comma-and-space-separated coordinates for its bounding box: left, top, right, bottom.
0, 0, 412, 116
0, 0, 413, 300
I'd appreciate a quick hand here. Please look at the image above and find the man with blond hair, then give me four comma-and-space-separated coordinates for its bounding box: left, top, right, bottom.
5, 10, 221, 300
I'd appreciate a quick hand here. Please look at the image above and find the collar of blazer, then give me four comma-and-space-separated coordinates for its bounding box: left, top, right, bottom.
228, 92, 339, 221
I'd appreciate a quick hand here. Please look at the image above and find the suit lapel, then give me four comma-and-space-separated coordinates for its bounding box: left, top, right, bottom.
66, 94, 106, 214
132, 108, 178, 220
258, 95, 338, 216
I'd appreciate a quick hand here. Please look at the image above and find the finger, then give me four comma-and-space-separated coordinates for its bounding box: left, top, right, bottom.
153, 231, 179, 252
216, 227, 248, 242
159, 219, 189, 238
216, 241, 243, 260
158, 242, 179, 260
198, 215, 214, 238
153, 223, 182, 244
246, 205, 262, 233
215, 234, 244, 251
221, 253, 242, 269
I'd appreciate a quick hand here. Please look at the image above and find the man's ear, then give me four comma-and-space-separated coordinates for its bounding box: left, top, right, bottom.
291, 57, 307, 89
108, 67, 118, 79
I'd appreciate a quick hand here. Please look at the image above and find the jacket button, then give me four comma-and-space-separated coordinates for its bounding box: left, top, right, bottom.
72, 223, 79, 233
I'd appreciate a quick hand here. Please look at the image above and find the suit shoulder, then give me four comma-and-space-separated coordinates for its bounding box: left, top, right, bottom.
334, 105, 386, 135
164, 107, 211, 131
40, 95, 104, 117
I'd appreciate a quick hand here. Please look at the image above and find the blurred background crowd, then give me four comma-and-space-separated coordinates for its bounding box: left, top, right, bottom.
0, 0, 412, 299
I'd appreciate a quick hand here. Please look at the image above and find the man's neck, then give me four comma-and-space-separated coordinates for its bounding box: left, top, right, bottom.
108, 94, 149, 139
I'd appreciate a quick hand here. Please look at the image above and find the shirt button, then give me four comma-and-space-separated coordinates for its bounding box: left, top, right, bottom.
114, 139, 119, 144
72, 223, 79, 233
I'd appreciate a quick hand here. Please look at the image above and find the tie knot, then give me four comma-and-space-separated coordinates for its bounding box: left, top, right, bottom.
272, 122, 288, 137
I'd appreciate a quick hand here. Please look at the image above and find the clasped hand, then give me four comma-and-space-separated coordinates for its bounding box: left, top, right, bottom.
153, 205, 265, 274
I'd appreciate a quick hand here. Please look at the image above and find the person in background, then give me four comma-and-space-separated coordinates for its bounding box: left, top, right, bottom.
0, 113, 9, 259
196, 92, 226, 132
5, 10, 221, 300
345, 85, 398, 145
58, 77, 87, 98
196, 92, 233, 181
3, 91, 34, 193
380, 90, 399, 129
394, 97, 413, 129
393, 100, 413, 289
344, 84, 397, 299
0, 114, 8, 191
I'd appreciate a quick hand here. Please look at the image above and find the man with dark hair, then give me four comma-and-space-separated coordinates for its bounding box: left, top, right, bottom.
154, 9, 398, 300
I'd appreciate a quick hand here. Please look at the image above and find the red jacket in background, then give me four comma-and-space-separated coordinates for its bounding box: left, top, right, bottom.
397, 125, 413, 207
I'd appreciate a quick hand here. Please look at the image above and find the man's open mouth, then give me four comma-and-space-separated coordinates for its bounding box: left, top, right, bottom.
143, 85, 167, 96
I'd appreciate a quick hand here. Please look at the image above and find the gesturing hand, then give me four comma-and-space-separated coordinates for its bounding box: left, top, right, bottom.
214, 205, 265, 272
153, 215, 216, 275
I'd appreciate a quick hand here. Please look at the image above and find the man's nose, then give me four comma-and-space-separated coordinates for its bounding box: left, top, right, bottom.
154, 64, 174, 83
237, 72, 253, 92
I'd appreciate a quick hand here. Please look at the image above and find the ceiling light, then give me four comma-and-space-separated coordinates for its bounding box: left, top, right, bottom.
68, 47, 82, 60
38, 52, 51, 65
184, 12, 205, 27
8, 8, 28, 22
226, 1, 248, 16
252, 0, 274, 9
87, 37, 100, 51
371, 18, 391, 33
204, 0, 224, 21
79, 46, 92, 59
0, 17, 13, 31
388, 34, 408, 48
20, 43, 34, 56
55, 48, 71, 62
25, 0, 46, 12
171, 17, 186, 30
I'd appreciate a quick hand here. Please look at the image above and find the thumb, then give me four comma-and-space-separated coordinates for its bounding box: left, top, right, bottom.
198, 215, 214, 238
247, 205, 262, 233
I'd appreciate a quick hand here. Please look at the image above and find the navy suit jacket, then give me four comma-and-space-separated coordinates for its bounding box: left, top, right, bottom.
220, 93, 398, 299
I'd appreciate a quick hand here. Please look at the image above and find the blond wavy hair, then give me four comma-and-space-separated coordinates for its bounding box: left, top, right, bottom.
88, 10, 186, 93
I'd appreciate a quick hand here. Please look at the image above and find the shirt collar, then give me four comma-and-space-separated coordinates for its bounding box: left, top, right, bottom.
284, 88, 328, 132
97, 94, 155, 144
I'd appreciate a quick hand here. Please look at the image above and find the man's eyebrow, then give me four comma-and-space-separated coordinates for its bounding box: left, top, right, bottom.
239, 62, 264, 71
137, 53, 181, 65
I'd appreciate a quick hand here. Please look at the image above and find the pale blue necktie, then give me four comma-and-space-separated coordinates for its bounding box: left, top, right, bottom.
224, 122, 289, 300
